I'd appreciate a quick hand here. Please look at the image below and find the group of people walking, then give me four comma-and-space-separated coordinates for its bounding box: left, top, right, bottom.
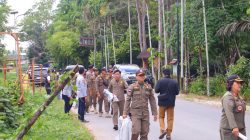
60, 64, 247, 140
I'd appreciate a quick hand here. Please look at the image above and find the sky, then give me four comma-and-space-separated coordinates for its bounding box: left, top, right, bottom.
1, 0, 58, 52
1, 0, 39, 52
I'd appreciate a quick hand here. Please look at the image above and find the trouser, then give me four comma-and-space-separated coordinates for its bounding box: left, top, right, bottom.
86, 87, 94, 112
45, 87, 51, 95
112, 100, 125, 125
98, 95, 110, 113
62, 94, 72, 113
78, 97, 86, 121
131, 114, 150, 140
89, 89, 97, 108
220, 128, 246, 140
159, 106, 174, 135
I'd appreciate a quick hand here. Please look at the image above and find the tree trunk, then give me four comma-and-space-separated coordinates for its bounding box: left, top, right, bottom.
158, 0, 163, 80
111, 19, 116, 65
146, 3, 156, 86
202, 0, 210, 96
136, 0, 143, 51
16, 66, 79, 139
162, 0, 168, 65
128, 0, 132, 64
198, 47, 203, 76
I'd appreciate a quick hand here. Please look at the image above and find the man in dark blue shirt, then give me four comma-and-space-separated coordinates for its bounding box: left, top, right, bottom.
155, 68, 179, 140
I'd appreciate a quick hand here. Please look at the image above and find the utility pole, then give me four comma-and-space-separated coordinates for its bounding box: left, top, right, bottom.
202, 0, 210, 96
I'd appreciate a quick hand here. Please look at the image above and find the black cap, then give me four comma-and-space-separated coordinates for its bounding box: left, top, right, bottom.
113, 69, 121, 74
88, 65, 94, 69
136, 69, 145, 76
227, 74, 244, 82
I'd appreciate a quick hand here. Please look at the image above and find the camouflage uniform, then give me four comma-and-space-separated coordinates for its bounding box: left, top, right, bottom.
108, 78, 128, 126
123, 82, 158, 140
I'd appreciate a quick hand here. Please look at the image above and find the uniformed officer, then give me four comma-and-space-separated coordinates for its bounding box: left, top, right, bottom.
89, 67, 99, 113
86, 65, 96, 113
220, 74, 246, 140
123, 69, 158, 140
108, 69, 128, 130
96, 68, 110, 117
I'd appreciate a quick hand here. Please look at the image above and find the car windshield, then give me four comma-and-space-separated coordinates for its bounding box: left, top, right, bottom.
34, 69, 47, 76
119, 66, 139, 73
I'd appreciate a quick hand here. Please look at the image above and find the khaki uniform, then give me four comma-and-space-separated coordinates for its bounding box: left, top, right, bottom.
86, 70, 96, 112
220, 91, 246, 140
108, 78, 128, 125
95, 75, 109, 113
123, 82, 157, 140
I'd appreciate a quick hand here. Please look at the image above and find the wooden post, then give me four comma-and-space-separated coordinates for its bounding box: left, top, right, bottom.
32, 59, 35, 95
15, 65, 79, 139
40, 64, 43, 93
3, 62, 6, 82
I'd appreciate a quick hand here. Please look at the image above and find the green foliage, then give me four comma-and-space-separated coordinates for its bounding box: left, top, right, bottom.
0, 81, 22, 138
22, 99, 94, 139
227, 56, 250, 99
189, 77, 206, 95
227, 56, 250, 81
0, 0, 10, 31
210, 75, 226, 96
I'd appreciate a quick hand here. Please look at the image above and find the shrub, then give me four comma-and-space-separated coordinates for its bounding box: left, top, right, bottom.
210, 75, 226, 96
189, 77, 206, 95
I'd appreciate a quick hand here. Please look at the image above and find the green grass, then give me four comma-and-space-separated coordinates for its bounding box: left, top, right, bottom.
0, 71, 17, 81
21, 97, 94, 140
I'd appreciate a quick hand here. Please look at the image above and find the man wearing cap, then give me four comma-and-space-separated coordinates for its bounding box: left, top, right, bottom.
220, 74, 246, 140
86, 64, 96, 113
108, 69, 128, 130
155, 68, 179, 140
123, 69, 157, 140
96, 68, 109, 117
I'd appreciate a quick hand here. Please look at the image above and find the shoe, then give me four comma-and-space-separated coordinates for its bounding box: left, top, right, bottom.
105, 113, 111, 118
166, 135, 171, 140
159, 131, 167, 139
94, 108, 98, 114
82, 119, 89, 123
113, 125, 118, 130
99, 113, 103, 117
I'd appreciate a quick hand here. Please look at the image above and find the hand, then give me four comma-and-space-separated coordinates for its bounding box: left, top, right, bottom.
153, 115, 158, 121
232, 128, 239, 137
97, 92, 100, 97
123, 115, 127, 119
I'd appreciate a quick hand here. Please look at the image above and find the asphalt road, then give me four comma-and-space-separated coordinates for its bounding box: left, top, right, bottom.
74, 98, 250, 140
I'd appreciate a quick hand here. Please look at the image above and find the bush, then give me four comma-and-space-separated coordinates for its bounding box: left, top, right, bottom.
210, 75, 226, 96
0, 82, 22, 138
189, 77, 206, 95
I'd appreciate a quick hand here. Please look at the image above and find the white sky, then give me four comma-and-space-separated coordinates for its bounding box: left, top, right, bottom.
1, 0, 39, 51
1, 0, 58, 52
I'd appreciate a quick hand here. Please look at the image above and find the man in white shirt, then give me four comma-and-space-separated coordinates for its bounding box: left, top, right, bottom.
62, 79, 73, 114
76, 67, 89, 123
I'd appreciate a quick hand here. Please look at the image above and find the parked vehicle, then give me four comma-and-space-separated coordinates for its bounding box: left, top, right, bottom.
64, 65, 84, 72
33, 68, 49, 86
113, 64, 139, 85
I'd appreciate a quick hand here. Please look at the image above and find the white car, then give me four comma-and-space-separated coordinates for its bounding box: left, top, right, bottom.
113, 64, 140, 85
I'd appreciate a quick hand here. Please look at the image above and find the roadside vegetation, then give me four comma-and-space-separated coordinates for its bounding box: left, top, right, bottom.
0, 72, 94, 139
